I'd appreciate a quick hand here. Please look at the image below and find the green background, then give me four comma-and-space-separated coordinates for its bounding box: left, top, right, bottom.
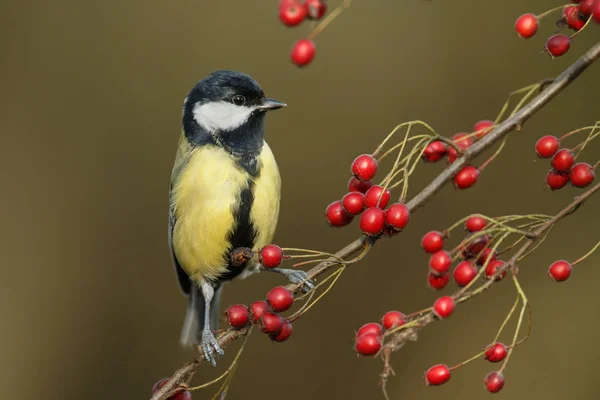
1, 1, 599, 399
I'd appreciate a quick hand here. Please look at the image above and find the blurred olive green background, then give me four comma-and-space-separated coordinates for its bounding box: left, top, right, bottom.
1, 1, 599, 399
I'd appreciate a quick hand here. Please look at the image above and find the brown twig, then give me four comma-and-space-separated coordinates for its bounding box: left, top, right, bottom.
149, 40, 600, 400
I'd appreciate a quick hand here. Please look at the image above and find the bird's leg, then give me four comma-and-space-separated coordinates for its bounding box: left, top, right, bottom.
262, 267, 315, 293
199, 280, 224, 367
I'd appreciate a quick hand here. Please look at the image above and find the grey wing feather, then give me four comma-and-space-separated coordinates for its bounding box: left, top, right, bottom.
169, 204, 192, 295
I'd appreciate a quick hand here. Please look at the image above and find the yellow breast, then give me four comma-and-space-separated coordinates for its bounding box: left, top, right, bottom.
171, 140, 281, 283
251, 143, 281, 250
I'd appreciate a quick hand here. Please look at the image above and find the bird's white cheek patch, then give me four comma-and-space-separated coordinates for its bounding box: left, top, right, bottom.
193, 101, 254, 132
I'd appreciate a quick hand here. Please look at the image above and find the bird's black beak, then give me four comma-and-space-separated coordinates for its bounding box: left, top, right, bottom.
256, 98, 287, 111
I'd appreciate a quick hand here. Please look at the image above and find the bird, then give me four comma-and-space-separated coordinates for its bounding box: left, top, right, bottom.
168, 70, 314, 366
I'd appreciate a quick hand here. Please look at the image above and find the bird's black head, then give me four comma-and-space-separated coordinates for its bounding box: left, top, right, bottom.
182, 70, 286, 156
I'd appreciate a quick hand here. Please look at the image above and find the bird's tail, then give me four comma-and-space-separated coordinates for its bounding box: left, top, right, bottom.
180, 283, 222, 347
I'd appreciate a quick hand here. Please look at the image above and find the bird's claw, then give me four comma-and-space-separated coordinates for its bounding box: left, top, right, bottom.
280, 269, 315, 294
200, 330, 224, 367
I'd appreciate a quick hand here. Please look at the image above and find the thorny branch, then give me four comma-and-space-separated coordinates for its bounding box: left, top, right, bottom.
150, 40, 600, 400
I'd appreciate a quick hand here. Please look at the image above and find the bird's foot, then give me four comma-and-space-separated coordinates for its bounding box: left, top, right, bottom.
268, 268, 315, 294
200, 330, 224, 367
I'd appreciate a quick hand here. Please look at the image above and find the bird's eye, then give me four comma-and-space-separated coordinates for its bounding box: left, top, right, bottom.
232, 95, 246, 106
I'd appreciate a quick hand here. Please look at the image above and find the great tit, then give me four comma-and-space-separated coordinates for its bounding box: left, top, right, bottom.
168, 70, 313, 366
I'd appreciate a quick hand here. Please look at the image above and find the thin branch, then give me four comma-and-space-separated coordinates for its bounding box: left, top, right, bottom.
149, 41, 600, 400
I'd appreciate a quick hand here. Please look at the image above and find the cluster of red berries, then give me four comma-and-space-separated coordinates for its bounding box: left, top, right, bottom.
151, 378, 192, 400
422, 217, 507, 293
354, 311, 406, 356
535, 135, 595, 190
224, 245, 294, 342
422, 120, 495, 190
425, 343, 509, 392
515, 1, 600, 58
279, 0, 327, 67
325, 154, 411, 237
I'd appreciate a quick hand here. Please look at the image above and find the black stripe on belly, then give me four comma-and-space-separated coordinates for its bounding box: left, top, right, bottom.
220, 178, 258, 281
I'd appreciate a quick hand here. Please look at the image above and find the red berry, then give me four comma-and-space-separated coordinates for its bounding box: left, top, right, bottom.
341, 192, 365, 215
461, 233, 491, 259
266, 286, 294, 312
279, 1, 307, 27
291, 39, 316, 67
360, 207, 386, 236
447, 133, 473, 163
356, 322, 383, 338
546, 169, 569, 190
348, 176, 373, 193
425, 364, 451, 386
485, 259, 507, 281
363, 185, 391, 208
422, 141, 447, 162
484, 371, 505, 393
476, 248, 498, 266
384, 203, 410, 231
453, 261, 478, 287
433, 296, 455, 319
552, 149, 575, 172
453, 165, 479, 189
484, 343, 508, 363
515, 13, 539, 38
580, 0, 596, 16
592, 0, 600, 22
152, 378, 170, 394
569, 162, 595, 188
381, 311, 406, 330
548, 259, 572, 282
535, 135, 560, 158
304, 0, 327, 20
351, 154, 378, 181
421, 231, 445, 254
565, 5, 586, 30
224, 304, 250, 329
382, 224, 400, 238
249, 300, 270, 323
152, 379, 192, 400
428, 272, 450, 290
474, 120, 494, 138
325, 201, 353, 227
260, 244, 284, 269
270, 319, 293, 342
259, 313, 284, 335
546, 34, 571, 57
429, 250, 452, 275
465, 216, 487, 232
355, 333, 382, 356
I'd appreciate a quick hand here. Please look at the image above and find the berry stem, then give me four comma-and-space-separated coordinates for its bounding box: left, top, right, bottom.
569, 12, 594, 40
498, 275, 528, 374
187, 330, 251, 391
307, 0, 352, 41
517, 225, 555, 262
372, 120, 441, 157
449, 349, 487, 371
455, 233, 510, 296
478, 137, 507, 171
536, 4, 570, 20
557, 122, 599, 142
493, 295, 520, 343
508, 83, 545, 119
494, 81, 549, 124
288, 266, 346, 321
571, 125, 600, 155
571, 239, 600, 266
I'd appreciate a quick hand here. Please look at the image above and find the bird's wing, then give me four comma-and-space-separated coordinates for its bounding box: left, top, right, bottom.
169, 133, 194, 295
